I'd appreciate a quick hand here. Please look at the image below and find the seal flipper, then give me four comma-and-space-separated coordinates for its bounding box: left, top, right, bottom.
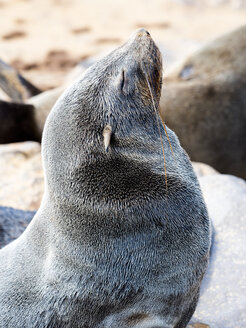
0, 59, 41, 102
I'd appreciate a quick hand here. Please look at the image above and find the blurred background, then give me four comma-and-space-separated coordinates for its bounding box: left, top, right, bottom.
1, 0, 246, 90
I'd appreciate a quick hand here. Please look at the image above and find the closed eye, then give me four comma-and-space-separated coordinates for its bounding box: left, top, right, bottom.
121, 69, 125, 91
116, 68, 132, 95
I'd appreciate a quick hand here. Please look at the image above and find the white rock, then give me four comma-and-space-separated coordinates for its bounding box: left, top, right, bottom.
192, 162, 218, 178
191, 174, 246, 327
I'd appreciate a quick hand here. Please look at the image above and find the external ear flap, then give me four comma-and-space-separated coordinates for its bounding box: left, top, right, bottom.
121, 70, 129, 95
103, 125, 112, 152
116, 67, 135, 95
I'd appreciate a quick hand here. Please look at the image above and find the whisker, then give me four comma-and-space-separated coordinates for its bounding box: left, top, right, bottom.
145, 74, 168, 192
159, 115, 175, 159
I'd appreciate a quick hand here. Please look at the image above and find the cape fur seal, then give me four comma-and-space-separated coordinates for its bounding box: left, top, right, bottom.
0, 58, 41, 102
0, 58, 42, 143
161, 25, 246, 179
0, 88, 64, 144
0, 58, 79, 144
0, 29, 211, 328
192, 174, 246, 328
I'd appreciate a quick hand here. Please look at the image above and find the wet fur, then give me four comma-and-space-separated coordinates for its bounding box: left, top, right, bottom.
0, 30, 211, 328
161, 25, 246, 179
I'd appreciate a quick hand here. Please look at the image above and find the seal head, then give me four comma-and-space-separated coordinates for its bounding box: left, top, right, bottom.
42, 28, 167, 230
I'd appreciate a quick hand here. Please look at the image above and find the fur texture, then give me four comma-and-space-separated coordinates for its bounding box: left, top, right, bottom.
0, 29, 211, 328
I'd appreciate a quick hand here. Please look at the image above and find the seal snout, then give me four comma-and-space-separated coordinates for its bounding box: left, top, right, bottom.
114, 28, 162, 102
128, 28, 152, 45
135, 28, 151, 37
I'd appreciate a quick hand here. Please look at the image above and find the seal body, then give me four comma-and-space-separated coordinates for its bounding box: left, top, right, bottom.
0, 29, 211, 328
0, 100, 40, 143
161, 25, 246, 179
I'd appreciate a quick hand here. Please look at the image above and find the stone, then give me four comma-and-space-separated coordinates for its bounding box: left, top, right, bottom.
192, 162, 218, 178
191, 174, 246, 327
0, 206, 35, 249
0, 141, 44, 211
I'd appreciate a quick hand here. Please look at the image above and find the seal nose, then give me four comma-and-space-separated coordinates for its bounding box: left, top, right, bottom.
136, 28, 151, 37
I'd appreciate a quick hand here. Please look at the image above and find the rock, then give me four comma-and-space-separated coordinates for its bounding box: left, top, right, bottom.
0, 206, 35, 249
160, 25, 246, 179
0, 141, 44, 210
191, 174, 246, 327
192, 162, 218, 178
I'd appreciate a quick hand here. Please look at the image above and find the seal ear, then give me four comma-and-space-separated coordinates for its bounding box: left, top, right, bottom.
103, 125, 112, 152
117, 69, 135, 95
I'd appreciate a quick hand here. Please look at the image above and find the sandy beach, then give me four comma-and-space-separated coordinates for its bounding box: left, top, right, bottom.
1, 0, 246, 91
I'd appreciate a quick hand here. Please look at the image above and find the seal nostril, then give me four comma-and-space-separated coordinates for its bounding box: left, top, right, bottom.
136, 28, 150, 37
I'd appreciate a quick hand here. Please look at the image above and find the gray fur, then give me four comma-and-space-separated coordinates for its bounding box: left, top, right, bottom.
0, 29, 211, 328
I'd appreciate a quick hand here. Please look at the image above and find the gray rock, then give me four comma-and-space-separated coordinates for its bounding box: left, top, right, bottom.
192, 162, 218, 178
0, 141, 44, 211
191, 174, 246, 327
0, 206, 35, 249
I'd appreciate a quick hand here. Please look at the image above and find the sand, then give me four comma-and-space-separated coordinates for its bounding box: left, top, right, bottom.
0, 0, 246, 91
